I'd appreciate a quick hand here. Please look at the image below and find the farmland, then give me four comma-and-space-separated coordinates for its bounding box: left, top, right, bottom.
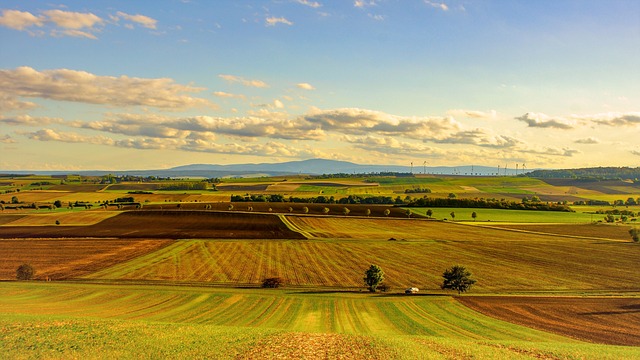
1, 282, 639, 359
1, 173, 639, 358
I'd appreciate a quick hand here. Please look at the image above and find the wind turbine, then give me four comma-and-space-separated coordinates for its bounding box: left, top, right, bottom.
423, 161, 427, 174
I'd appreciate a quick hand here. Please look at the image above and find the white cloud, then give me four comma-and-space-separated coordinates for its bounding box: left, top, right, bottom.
0, 9, 44, 30
266, 17, 293, 27
115, 11, 157, 29
24, 128, 317, 158
42, 9, 103, 29
219, 74, 269, 88
574, 137, 600, 144
0, 67, 214, 110
354, 1, 376, 8
575, 112, 640, 127
302, 107, 462, 141
446, 109, 497, 119
0, 8, 156, 38
515, 112, 575, 129
274, 99, 285, 109
0, 134, 16, 144
213, 91, 246, 100
0, 94, 37, 111
425, 1, 449, 11
296, 83, 315, 90
343, 135, 447, 157
0, 115, 64, 126
294, 0, 322, 8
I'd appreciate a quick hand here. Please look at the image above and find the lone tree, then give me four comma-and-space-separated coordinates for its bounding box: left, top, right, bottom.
441, 265, 476, 294
405, 209, 412, 218
471, 211, 477, 221
450, 211, 456, 221
365, 209, 371, 217
16, 264, 35, 280
630, 228, 639, 243
363, 264, 385, 292
426, 209, 433, 218
343, 207, 350, 216
322, 207, 330, 215
383, 209, 391, 217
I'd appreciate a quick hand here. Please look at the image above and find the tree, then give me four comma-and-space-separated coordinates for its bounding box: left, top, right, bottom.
630, 228, 639, 243
228, 204, 234, 211
302, 206, 309, 214
383, 209, 391, 217
448, 193, 457, 199
288, 207, 293, 213
471, 212, 477, 221
450, 211, 455, 221
405, 209, 412, 218
365, 209, 371, 217
11, 196, 19, 204
16, 264, 35, 280
261, 277, 284, 288
426, 209, 433, 218
322, 207, 330, 215
53, 200, 62, 208
441, 265, 476, 294
343, 207, 350, 216
363, 264, 384, 292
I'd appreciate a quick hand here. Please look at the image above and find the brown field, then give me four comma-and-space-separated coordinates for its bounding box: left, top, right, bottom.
0, 215, 25, 225
458, 296, 640, 346
0, 210, 304, 239
0, 239, 172, 280
491, 223, 634, 241
542, 179, 640, 195
0, 210, 121, 226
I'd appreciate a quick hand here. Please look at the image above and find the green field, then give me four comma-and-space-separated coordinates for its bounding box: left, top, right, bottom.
408, 207, 597, 223
2, 282, 638, 359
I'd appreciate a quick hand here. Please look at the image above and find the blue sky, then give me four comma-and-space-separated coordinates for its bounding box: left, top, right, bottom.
0, 0, 638, 170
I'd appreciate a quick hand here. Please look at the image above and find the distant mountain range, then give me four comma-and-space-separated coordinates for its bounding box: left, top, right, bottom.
1, 159, 521, 177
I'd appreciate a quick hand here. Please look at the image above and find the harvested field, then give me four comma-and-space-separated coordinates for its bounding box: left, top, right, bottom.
0, 210, 304, 239
216, 184, 270, 192
0, 210, 121, 226
458, 296, 640, 346
491, 223, 633, 241
0, 215, 25, 225
0, 239, 172, 280
541, 179, 640, 194
87, 235, 640, 291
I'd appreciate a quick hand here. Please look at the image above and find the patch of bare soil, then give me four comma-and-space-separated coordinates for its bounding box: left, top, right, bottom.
237, 332, 392, 360
458, 296, 640, 346
0, 239, 172, 280
0, 210, 305, 239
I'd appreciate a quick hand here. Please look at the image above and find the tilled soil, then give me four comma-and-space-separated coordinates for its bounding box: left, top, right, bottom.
458, 296, 640, 346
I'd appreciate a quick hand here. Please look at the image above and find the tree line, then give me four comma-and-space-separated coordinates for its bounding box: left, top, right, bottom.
406, 197, 574, 212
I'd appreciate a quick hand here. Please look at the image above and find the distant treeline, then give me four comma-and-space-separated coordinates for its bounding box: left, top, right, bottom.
310, 172, 414, 179
526, 167, 640, 180
231, 194, 405, 205
406, 197, 574, 212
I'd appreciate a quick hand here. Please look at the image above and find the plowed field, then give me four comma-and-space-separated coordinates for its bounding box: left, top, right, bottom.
0, 210, 303, 239
458, 296, 640, 346
0, 239, 172, 280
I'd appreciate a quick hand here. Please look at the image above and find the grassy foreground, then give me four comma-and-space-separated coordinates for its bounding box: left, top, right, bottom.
2, 282, 638, 359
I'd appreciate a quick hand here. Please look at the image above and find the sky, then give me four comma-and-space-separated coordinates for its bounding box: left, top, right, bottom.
0, 0, 638, 171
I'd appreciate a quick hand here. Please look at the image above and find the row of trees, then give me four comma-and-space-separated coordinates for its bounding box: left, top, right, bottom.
407, 196, 573, 212
363, 264, 476, 294
231, 194, 408, 205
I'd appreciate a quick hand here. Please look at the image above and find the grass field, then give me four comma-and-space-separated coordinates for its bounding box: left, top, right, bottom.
2, 282, 639, 359
408, 207, 596, 223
